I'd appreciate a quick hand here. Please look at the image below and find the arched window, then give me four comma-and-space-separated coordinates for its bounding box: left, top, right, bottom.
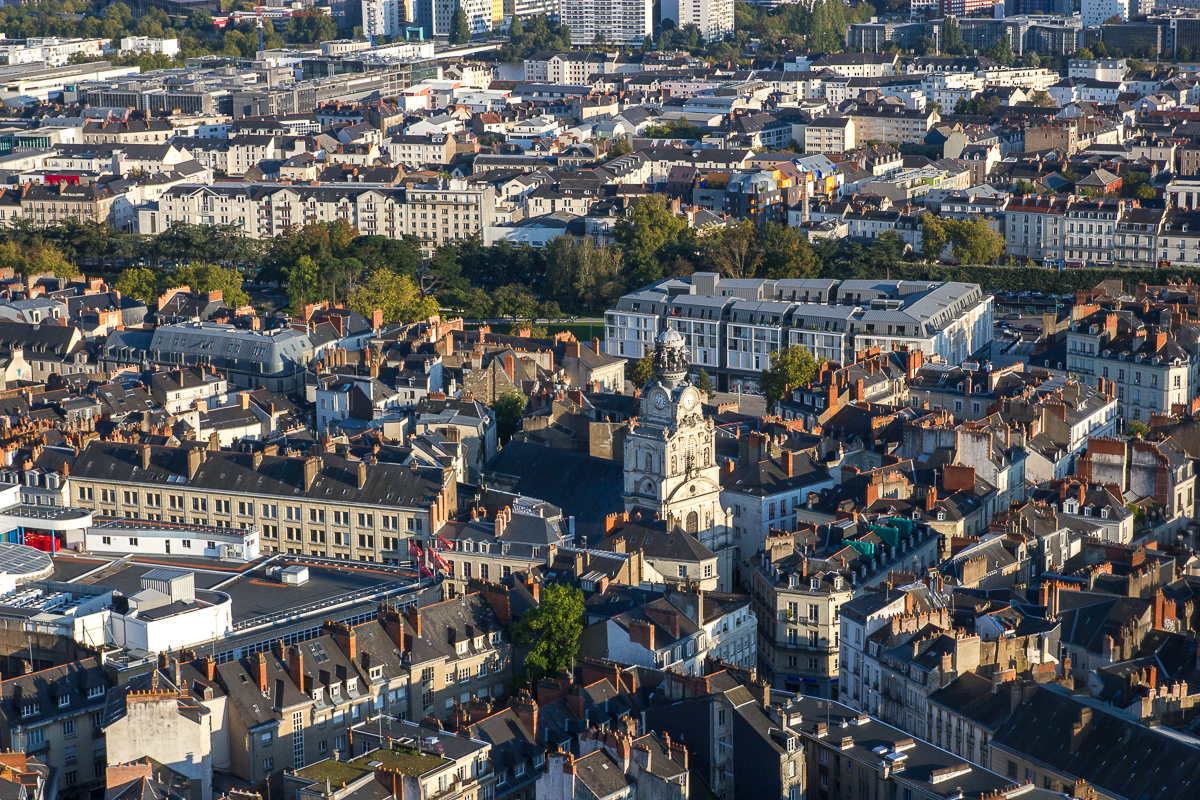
686, 511, 699, 533
645, 452, 653, 472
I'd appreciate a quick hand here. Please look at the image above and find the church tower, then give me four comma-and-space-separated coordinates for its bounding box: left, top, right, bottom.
624, 329, 731, 555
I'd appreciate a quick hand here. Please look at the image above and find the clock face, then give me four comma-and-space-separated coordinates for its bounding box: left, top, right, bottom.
683, 392, 696, 410
653, 392, 668, 410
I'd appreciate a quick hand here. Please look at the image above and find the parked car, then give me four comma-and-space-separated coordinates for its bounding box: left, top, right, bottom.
1002, 313, 1020, 320
1023, 324, 1041, 332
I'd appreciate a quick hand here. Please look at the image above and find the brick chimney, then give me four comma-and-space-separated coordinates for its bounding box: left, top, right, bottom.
782, 449, 796, 478
629, 619, 655, 651
287, 645, 305, 692
512, 693, 538, 735
925, 486, 938, 512
254, 651, 268, 693
503, 353, 515, 381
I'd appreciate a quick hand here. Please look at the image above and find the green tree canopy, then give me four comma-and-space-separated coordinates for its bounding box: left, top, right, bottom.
170, 262, 250, 308
449, 7, 471, 43
114, 267, 158, 304
614, 195, 693, 286
759, 345, 819, 406
492, 391, 527, 444
629, 351, 654, 388
346, 268, 438, 324
513, 584, 585, 681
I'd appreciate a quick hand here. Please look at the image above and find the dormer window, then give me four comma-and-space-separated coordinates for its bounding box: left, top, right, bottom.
21, 704, 37, 718
474, 637, 483, 649
87, 686, 104, 699
936, 510, 946, 521
57, 695, 69, 709
330, 684, 341, 698
1101, 508, 1109, 519
457, 642, 467, 655
369, 667, 382, 680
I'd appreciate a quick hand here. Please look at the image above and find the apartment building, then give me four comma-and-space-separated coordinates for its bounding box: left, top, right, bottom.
382, 133, 456, 169
404, 179, 497, 251
665, 0, 733, 43
605, 276, 993, 386
435, 500, 566, 600
20, 183, 123, 227
749, 535, 852, 699
397, 593, 514, 721
803, 117, 856, 155
846, 105, 939, 145
67, 440, 456, 563
1114, 207, 1165, 268
144, 180, 497, 248
216, 636, 374, 784
1004, 195, 1067, 262
1062, 198, 1127, 267
0, 658, 110, 798
1064, 310, 1195, 427
562, 0, 652, 46
148, 323, 314, 394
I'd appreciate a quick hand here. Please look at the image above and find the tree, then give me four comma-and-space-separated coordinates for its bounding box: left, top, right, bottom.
513, 583, 585, 681
944, 218, 1004, 265
25, 241, 75, 278
286, 255, 324, 308
762, 223, 817, 279
642, 35, 652, 53
941, 16, 965, 55
614, 195, 692, 286
759, 346, 819, 406
1073, 47, 1095, 60
169, 262, 250, 308
609, 137, 633, 156
492, 391, 527, 444
1129, 420, 1151, 438
693, 367, 714, 399
449, 7, 471, 44
702, 220, 761, 279
508, 14, 522, 41
493, 283, 538, 320
1028, 90, 1056, 107
345, 268, 438, 323
629, 351, 654, 388
114, 267, 158, 303
984, 34, 1014, 67
921, 213, 947, 262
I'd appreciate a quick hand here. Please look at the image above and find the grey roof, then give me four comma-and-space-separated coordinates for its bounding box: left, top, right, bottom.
149, 323, 314, 376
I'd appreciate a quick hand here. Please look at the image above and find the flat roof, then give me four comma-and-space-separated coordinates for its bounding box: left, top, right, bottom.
219, 560, 418, 625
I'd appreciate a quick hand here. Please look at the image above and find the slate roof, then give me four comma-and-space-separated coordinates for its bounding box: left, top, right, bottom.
991, 687, 1200, 799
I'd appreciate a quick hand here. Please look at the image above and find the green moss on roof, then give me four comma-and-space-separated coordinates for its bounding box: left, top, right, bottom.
295, 760, 370, 785
351, 747, 448, 777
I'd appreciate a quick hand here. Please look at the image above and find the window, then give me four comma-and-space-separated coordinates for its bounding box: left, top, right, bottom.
57, 695, 69, 708
25, 729, 43, 747
263, 758, 274, 772
87, 686, 104, 699
21, 704, 38, 718
63, 719, 75, 737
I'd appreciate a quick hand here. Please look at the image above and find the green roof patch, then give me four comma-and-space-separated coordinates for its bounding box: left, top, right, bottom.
351, 746, 448, 777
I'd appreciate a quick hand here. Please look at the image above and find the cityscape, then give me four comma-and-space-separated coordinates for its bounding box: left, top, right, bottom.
0, 1, 1192, 800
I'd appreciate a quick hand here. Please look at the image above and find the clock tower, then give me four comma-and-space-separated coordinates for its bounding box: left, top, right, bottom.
624, 329, 732, 565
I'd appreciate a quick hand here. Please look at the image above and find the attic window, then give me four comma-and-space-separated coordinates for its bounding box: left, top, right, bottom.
21, 703, 37, 717
936, 511, 946, 521
369, 667, 382, 680
57, 695, 69, 708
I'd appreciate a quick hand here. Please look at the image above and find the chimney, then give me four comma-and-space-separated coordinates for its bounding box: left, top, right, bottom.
287, 645, 304, 692
140, 443, 151, 470
925, 486, 938, 512
304, 456, 321, 491
254, 651, 268, 693
567, 685, 585, 719
239, 391, 250, 410
782, 449, 796, 478
187, 447, 204, 479
512, 693, 538, 735
203, 655, 215, 682
503, 353, 515, 381
357, 460, 368, 490
372, 309, 384, 330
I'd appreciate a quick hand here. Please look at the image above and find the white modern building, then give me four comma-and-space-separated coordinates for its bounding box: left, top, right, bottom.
562, 0, 652, 45
661, 0, 733, 43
